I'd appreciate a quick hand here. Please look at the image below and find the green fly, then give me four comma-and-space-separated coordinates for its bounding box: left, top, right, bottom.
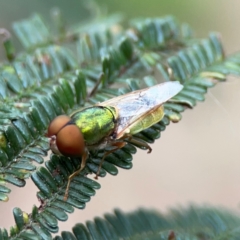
47, 81, 183, 200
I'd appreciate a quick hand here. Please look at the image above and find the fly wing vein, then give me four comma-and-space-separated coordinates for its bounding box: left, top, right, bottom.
99, 82, 183, 137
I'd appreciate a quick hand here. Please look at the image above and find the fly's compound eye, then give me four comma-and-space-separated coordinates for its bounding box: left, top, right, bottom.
47, 115, 71, 137
56, 124, 85, 157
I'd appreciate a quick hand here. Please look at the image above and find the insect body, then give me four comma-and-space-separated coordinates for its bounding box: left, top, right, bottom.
47, 81, 183, 200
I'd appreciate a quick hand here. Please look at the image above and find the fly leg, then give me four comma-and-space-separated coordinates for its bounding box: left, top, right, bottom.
125, 135, 152, 153
64, 149, 89, 201
95, 135, 152, 180
95, 141, 126, 179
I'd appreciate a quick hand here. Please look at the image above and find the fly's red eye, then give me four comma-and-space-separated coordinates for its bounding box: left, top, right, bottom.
47, 115, 71, 137
56, 124, 85, 157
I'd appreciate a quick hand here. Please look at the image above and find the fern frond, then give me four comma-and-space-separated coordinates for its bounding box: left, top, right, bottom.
51, 206, 240, 240
5, 206, 240, 239
13, 14, 51, 50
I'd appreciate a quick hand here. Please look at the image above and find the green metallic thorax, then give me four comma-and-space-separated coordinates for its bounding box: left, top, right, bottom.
71, 106, 117, 146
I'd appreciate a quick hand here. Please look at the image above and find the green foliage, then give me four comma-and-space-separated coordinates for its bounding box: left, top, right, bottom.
1, 2, 240, 239
53, 206, 240, 240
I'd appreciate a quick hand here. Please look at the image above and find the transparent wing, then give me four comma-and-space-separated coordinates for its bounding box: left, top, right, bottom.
99, 81, 183, 137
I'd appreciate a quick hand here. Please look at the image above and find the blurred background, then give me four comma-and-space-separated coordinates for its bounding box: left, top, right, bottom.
0, 0, 240, 233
